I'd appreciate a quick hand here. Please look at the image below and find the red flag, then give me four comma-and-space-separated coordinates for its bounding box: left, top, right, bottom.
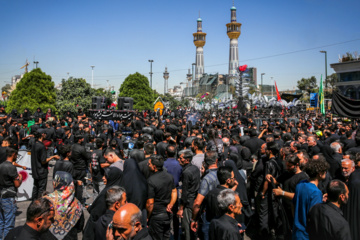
275, 81, 281, 101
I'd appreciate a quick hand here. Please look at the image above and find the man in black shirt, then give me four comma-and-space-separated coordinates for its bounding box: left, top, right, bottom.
5, 198, 55, 240
156, 132, 170, 159
209, 189, 243, 240
8, 120, 19, 149
204, 166, 238, 224
176, 149, 200, 240
53, 144, 74, 177
70, 134, 90, 204
90, 138, 106, 199
63, 126, 74, 145
266, 154, 309, 227
0, 147, 23, 239
146, 155, 177, 240
307, 135, 321, 158
31, 132, 60, 200
243, 129, 265, 155
110, 203, 152, 240
307, 180, 351, 240
139, 143, 154, 180
94, 186, 127, 240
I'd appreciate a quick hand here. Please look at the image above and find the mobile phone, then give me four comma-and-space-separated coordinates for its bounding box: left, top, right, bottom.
238, 223, 247, 231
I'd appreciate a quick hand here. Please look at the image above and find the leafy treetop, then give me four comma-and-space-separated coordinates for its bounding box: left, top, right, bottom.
119, 72, 154, 111
7, 68, 56, 114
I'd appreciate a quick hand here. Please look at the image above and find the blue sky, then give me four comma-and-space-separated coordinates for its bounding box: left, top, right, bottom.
0, 0, 359, 93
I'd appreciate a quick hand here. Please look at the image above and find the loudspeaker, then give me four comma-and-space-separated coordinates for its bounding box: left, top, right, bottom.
118, 97, 134, 110
92, 96, 108, 109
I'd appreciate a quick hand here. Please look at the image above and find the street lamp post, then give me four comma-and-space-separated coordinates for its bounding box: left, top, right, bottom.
261, 73, 265, 95
90, 66, 95, 88
271, 77, 274, 98
320, 51, 328, 90
148, 60, 154, 89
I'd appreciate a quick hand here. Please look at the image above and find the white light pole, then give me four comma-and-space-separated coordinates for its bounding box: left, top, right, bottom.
271, 77, 274, 98
90, 66, 95, 88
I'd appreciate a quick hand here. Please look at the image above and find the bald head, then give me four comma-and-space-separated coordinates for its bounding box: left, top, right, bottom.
112, 203, 142, 240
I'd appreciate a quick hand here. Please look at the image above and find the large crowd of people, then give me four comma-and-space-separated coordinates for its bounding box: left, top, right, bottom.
0, 104, 359, 240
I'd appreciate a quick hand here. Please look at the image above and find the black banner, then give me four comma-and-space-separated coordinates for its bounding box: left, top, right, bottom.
281, 93, 302, 102
88, 109, 134, 120
331, 91, 360, 118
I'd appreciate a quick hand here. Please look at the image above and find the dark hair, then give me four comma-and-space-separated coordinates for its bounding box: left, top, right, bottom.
135, 140, 144, 149
266, 141, 279, 156
193, 138, 204, 151
74, 134, 84, 143
204, 151, 218, 165
110, 139, 118, 148
104, 148, 116, 156
150, 155, 164, 171
26, 198, 53, 222
166, 145, 176, 158
59, 145, 72, 158
64, 126, 71, 132
250, 129, 258, 137
286, 154, 300, 165
6, 147, 17, 158
164, 132, 172, 139
304, 159, 329, 179
144, 143, 155, 155
95, 138, 104, 149
327, 180, 347, 202
217, 166, 233, 185
178, 149, 193, 162
34, 131, 43, 140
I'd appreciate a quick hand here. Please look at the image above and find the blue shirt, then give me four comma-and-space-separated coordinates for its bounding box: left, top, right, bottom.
199, 169, 219, 196
292, 180, 323, 240
164, 158, 182, 187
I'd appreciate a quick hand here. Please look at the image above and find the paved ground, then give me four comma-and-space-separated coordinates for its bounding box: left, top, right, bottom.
14, 160, 250, 240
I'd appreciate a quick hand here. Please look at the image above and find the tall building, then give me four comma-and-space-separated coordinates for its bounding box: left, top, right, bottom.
193, 17, 206, 86
331, 59, 360, 99
226, 4, 241, 78
163, 67, 169, 94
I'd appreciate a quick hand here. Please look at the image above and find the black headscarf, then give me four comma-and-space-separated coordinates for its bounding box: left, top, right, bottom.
22, 108, 31, 121
120, 158, 148, 210
88, 167, 123, 221
223, 159, 252, 219
83, 167, 123, 240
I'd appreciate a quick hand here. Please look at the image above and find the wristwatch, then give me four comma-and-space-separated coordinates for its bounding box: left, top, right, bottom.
282, 191, 285, 196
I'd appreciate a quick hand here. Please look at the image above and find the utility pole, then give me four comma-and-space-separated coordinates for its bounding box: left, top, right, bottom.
261, 73, 265, 95
67, 72, 69, 80
33, 61, 39, 69
91, 66, 95, 88
148, 60, 154, 88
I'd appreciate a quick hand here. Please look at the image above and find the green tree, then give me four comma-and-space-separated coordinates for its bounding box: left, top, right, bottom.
324, 73, 338, 98
324, 73, 338, 90
7, 68, 56, 113
156, 93, 180, 110
56, 77, 94, 115
297, 76, 318, 95
1, 84, 11, 94
93, 88, 114, 101
119, 72, 154, 110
